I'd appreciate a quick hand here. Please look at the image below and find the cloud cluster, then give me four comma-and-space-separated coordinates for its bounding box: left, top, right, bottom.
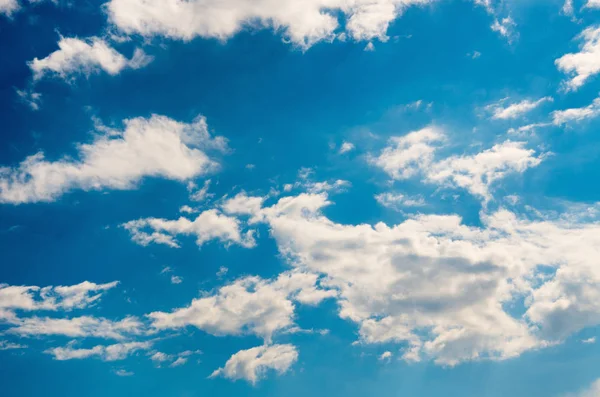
370, 127, 545, 201
123, 209, 256, 249
0, 281, 118, 313
0, 114, 226, 204
210, 344, 298, 384
148, 270, 335, 342
221, 190, 600, 366
106, 0, 435, 49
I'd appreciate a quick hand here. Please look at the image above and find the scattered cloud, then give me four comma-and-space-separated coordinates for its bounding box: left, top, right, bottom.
148, 271, 335, 342
582, 337, 596, 344
6, 315, 145, 340
46, 341, 152, 361
170, 275, 183, 285
188, 179, 214, 202
369, 126, 445, 180
339, 141, 355, 154
0, 281, 118, 313
123, 209, 256, 249
216, 266, 228, 278
0, 340, 27, 350
0, 115, 226, 204
210, 344, 298, 384
552, 97, 600, 125
29, 36, 152, 81
15, 89, 42, 110
487, 97, 553, 120
491, 17, 518, 43
556, 26, 600, 91
375, 192, 425, 210
371, 127, 544, 201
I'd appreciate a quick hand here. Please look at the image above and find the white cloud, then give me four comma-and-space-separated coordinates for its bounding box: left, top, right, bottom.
150, 351, 171, 363
507, 123, 552, 136
556, 26, 600, 91
582, 337, 596, 344
210, 344, 298, 384
488, 97, 553, 120
150, 349, 201, 367
0, 340, 27, 350
587, 0, 600, 8
170, 275, 183, 284
106, 0, 435, 49
6, 315, 145, 340
379, 351, 393, 361
427, 141, 544, 201
0, 0, 19, 15
123, 209, 256, 249
375, 192, 425, 210
0, 114, 226, 204
29, 36, 152, 81
339, 141, 355, 154
371, 127, 544, 201
0, 281, 118, 313
369, 126, 445, 180
46, 341, 152, 361
491, 17, 517, 42
231, 191, 600, 366
216, 266, 228, 278
148, 271, 335, 341
15, 89, 42, 110
188, 179, 213, 202
562, 0, 575, 18
552, 97, 600, 125
564, 379, 600, 397
179, 205, 198, 214
114, 369, 134, 376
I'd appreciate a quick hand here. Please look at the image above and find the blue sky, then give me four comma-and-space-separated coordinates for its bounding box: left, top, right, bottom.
2, 0, 600, 396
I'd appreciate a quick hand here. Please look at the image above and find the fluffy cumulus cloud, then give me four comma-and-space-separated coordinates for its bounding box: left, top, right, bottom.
122, 209, 257, 249
106, 0, 435, 49
210, 344, 298, 384
221, 191, 600, 366
371, 127, 545, 201
148, 271, 335, 342
426, 141, 544, 201
487, 97, 553, 120
556, 26, 600, 91
0, 114, 226, 204
369, 126, 445, 180
46, 341, 152, 361
29, 36, 152, 80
